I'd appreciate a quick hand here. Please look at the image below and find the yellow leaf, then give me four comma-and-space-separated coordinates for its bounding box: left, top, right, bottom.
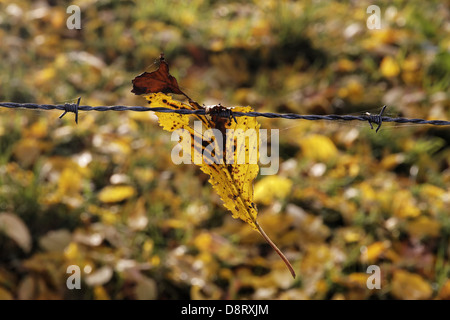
336, 58, 356, 72
50, 7, 66, 29
362, 241, 390, 263
391, 270, 433, 300
193, 232, 213, 252
193, 231, 239, 263
142, 239, 154, 256
301, 244, 332, 274
64, 242, 80, 260
380, 153, 405, 170
406, 216, 441, 238
58, 167, 82, 196
347, 273, 369, 288
161, 218, 185, 229
34, 67, 56, 87
200, 162, 259, 228
401, 55, 422, 85
391, 190, 421, 218
298, 134, 338, 162
150, 255, 160, 267
363, 28, 400, 50
149, 93, 192, 132
358, 181, 376, 202
341, 227, 363, 243
98, 185, 136, 203
25, 119, 48, 139
254, 176, 292, 205
132, 167, 155, 184
144, 93, 295, 277
87, 204, 119, 225
380, 56, 400, 78
420, 184, 445, 199
315, 279, 328, 295
338, 80, 363, 104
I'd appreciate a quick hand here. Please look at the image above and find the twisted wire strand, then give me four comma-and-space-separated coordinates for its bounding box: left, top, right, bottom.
0, 101, 449, 128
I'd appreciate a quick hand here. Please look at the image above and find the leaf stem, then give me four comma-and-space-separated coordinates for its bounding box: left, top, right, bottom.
254, 220, 296, 278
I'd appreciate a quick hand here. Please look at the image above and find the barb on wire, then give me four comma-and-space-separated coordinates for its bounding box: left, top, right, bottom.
0, 101, 449, 131
364, 105, 386, 133
59, 97, 80, 124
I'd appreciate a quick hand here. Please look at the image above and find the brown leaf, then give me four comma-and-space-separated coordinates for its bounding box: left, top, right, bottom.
0, 212, 31, 253
17, 275, 36, 300
134, 276, 157, 300
39, 229, 72, 252
131, 53, 188, 99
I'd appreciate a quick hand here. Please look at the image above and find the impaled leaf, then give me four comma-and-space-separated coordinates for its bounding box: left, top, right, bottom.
142, 93, 295, 277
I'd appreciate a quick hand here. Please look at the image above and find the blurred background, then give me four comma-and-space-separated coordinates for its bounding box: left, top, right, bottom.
0, 0, 449, 300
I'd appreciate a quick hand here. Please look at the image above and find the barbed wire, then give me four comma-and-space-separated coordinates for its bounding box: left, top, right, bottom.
0, 100, 449, 132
